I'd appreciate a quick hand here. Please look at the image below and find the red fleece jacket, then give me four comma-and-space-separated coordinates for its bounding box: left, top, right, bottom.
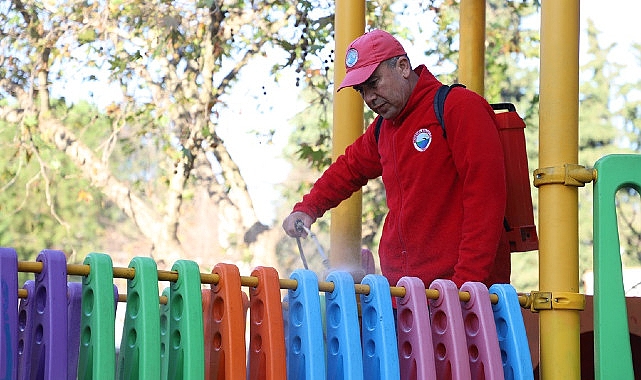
293, 65, 510, 288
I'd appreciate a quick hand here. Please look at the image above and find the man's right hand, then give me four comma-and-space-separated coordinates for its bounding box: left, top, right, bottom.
282, 211, 314, 238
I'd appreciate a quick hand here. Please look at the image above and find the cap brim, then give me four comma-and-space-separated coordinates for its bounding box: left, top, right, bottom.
336, 63, 379, 92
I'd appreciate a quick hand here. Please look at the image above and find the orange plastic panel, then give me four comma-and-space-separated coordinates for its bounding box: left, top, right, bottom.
203, 263, 246, 380
247, 266, 286, 380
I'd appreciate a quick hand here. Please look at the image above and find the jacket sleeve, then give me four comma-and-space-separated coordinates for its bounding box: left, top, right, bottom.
292, 121, 383, 220
443, 88, 507, 286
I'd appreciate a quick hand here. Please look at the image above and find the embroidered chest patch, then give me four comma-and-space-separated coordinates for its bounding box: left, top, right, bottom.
413, 128, 432, 152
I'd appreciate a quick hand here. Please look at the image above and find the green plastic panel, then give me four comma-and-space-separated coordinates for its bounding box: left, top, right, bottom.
77, 252, 116, 380
116, 256, 161, 379
593, 154, 639, 380
164, 260, 205, 380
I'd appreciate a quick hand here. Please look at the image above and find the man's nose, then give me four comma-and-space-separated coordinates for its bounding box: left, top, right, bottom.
362, 88, 376, 104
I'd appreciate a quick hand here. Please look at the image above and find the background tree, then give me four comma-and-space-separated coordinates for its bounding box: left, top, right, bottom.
577, 20, 626, 282
0, 0, 335, 269
0, 100, 113, 263
616, 43, 641, 270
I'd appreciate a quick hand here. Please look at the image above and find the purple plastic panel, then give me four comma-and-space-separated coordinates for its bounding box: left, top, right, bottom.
0, 247, 18, 379
17, 280, 35, 380
429, 279, 471, 380
459, 282, 503, 380
67, 282, 83, 380
360, 248, 375, 275
26, 249, 69, 379
395, 276, 436, 380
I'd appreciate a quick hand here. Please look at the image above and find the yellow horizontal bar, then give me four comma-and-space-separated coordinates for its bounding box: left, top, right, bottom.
15, 260, 530, 307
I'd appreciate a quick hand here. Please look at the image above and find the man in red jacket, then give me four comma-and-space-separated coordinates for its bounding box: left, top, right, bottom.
282, 29, 510, 289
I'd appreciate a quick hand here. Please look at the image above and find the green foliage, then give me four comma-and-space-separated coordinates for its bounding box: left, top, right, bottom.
576, 20, 641, 286
0, 108, 115, 263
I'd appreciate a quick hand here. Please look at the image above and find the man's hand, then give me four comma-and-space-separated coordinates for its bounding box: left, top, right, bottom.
282, 211, 314, 238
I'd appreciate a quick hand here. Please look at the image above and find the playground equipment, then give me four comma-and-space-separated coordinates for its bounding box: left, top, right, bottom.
593, 154, 641, 380
1, 248, 536, 379
0, 0, 639, 379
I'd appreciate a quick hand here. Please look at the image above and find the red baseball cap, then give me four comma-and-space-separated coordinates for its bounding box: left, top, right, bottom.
337, 29, 407, 92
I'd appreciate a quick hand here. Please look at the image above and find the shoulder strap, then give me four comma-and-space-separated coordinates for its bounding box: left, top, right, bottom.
374, 82, 466, 143
434, 83, 466, 138
374, 116, 383, 143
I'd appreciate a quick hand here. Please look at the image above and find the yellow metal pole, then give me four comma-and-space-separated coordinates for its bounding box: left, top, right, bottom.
538, 1, 581, 379
331, 1, 365, 273
459, 0, 486, 95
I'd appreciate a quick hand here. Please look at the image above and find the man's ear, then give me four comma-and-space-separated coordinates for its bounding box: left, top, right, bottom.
398, 56, 412, 78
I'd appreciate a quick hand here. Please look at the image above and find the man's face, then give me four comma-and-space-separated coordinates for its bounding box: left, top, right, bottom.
352, 57, 411, 120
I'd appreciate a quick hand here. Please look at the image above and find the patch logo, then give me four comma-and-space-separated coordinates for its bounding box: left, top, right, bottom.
345, 48, 358, 68
413, 129, 432, 151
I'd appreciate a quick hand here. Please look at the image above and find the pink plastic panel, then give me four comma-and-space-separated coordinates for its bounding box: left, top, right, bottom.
429, 279, 470, 380
396, 276, 436, 380
460, 282, 503, 380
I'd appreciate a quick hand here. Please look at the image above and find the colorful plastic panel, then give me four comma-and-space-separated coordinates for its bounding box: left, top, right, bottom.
116, 256, 161, 379
429, 279, 471, 380
395, 276, 436, 380
325, 271, 363, 380
0, 247, 18, 380
593, 154, 639, 380
160, 286, 171, 380
286, 269, 326, 379
247, 266, 286, 380
78, 252, 117, 380
165, 259, 205, 379
459, 282, 503, 380
24, 250, 69, 379
67, 281, 83, 380
201, 287, 213, 378
489, 284, 533, 380
17, 280, 35, 380
360, 274, 399, 380
204, 262, 246, 380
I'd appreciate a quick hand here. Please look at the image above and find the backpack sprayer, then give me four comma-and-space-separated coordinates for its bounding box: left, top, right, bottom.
294, 220, 330, 270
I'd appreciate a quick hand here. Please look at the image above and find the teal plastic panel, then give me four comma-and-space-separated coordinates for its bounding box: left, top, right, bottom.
164, 260, 204, 380
593, 154, 639, 380
116, 256, 161, 379
78, 253, 117, 380
160, 286, 170, 380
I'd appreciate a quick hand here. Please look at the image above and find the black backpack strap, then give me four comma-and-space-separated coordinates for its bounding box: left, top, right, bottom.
374, 115, 383, 143
376, 82, 465, 143
434, 83, 466, 138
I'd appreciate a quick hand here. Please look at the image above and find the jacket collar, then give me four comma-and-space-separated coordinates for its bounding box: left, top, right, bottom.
391, 65, 442, 126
